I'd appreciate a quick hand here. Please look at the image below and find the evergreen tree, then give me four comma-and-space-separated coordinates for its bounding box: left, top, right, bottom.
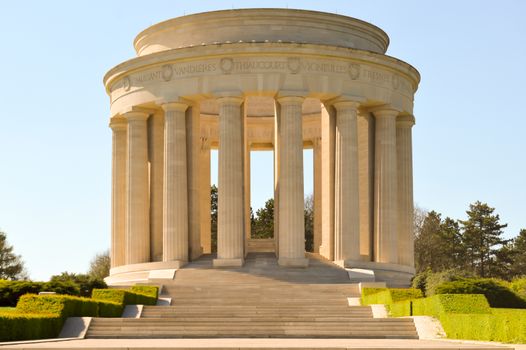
0, 231, 27, 280
459, 201, 508, 277
508, 229, 526, 277
414, 211, 443, 273
210, 185, 218, 252
304, 195, 314, 252
252, 199, 274, 239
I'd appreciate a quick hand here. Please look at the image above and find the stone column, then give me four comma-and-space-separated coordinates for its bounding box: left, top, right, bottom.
125, 111, 150, 265
162, 102, 189, 265
148, 111, 164, 262
333, 101, 361, 264
186, 105, 202, 260
214, 96, 245, 267
373, 107, 399, 264
320, 103, 336, 260
397, 115, 415, 267
200, 137, 212, 254
110, 117, 127, 268
276, 96, 308, 267
273, 103, 280, 255
312, 137, 322, 253
358, 112, 375, 260
244, 142, 251, 245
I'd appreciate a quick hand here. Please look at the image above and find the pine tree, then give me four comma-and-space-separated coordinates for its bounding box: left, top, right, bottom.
459, 201, 508, 277
0, 231, 27, 280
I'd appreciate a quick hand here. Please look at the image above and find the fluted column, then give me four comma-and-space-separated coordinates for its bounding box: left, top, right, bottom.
214, 96, 245, 267
312, 137, 322, 253
125, 111, 150, 265
161, 103, 189, 265
320, 103, 336, 260
397, 115, 415, 267
334, 101, 361, 264
276, 96, 308, 267
110, 117, 127, 268
373, 107, 399, 264
200, 137, 212, 254
148, 112, 164, 262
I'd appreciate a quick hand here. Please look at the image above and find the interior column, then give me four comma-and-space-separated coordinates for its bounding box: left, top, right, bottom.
200, 137, 212, 254
333, 101, 361, 264
214, 96, 245, 267
312, 137, 322, 253
162, 102, 189, 265
276, 96, 308, 267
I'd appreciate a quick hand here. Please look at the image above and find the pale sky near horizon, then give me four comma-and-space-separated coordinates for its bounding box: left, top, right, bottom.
0, 1, 524, 281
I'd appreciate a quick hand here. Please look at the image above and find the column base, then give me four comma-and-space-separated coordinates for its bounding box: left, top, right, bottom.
213, 258, 244, 267
190, 246, 203, 261
278, 257, 309, 267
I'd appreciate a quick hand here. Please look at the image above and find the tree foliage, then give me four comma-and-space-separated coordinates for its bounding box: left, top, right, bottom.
414, 201, 524, 281
304, 194, 314, 252
252, 198, 274, 239
0, 231, 27, 280
88, 250, 110, 280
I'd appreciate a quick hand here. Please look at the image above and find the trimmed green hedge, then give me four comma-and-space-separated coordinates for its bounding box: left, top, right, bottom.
0, 311, 62, 342
362, 288, 422, 306
92, 288, 157, 306
131, 285, 159, 299
412, 294, 491, 316
435, 279, 526, 309
440, 309, 526, 343
510, 277, 526, 300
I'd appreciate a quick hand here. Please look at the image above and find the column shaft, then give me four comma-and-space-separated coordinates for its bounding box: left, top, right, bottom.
277, 96, 308, 267
110, 118, 127, 268
397, 116, 415, 267
320, 104, 336, 260
358, 112, 375, 260
186, 106, 202, 260
313, 137, 322, 253
374, 109, 399, 264
200, 138, 212, 254
214, 97, 245, 267
162, 103, 189, 264
148, 112, 164, 262
334, 101, 361, 263
125, 111, 150, 265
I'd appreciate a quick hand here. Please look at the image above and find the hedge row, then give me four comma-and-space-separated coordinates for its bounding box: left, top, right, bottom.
91, 286, 158, 306
0, 285, 158, 342
361, 287, 526, 343
361, 288, 422, 306
0, 280, 80, 307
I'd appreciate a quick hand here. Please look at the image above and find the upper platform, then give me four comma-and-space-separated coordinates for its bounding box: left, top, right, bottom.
133, 8, 390, 56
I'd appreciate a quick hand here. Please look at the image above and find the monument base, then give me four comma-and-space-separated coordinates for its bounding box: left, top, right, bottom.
278, 257, 309, 267
105, 260, 186, 286
342, 260, 415, 287
213, 258, 244, 267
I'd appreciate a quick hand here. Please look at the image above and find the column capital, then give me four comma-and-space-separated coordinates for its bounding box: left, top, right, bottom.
109, 117, 127, 131
276, 96, 305, 105
397, 114, 416, 127
123, 110, 150, 121
328, 95, 365, 110
371, 105, 400, 119
161, 102, 188, 113
217, 96, 244, 106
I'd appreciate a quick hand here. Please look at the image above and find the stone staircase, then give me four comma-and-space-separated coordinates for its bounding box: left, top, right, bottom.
86, 253, 418, 339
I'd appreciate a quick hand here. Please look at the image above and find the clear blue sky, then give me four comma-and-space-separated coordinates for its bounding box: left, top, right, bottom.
0, 1, 524, 281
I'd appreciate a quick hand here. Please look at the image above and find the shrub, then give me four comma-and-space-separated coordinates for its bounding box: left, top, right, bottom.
0, 312, 62, 342
389, 300, 412, 317
50, 272, 107, 297
411, 270, 430, 295
41, 280, 80, 296
439, 309, 526, 343
131, 285, 159, 299
412, 294, 491, 317
92, 287, 157, 306
361, 288, 422, 306
96, 300, 123, 317
435, 279, 526, 309
424, 269, 472, 296
0, 280, 44, 306
510, 277, 526, 300
16, 294, 99, 318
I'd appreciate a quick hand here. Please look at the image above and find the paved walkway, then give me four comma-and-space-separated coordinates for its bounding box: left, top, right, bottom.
0, 338, 519, 350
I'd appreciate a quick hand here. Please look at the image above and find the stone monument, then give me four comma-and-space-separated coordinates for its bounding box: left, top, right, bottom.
103, 8, 420, 286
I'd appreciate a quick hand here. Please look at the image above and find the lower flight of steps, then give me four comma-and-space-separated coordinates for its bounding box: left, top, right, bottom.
86, 283, 418, 339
